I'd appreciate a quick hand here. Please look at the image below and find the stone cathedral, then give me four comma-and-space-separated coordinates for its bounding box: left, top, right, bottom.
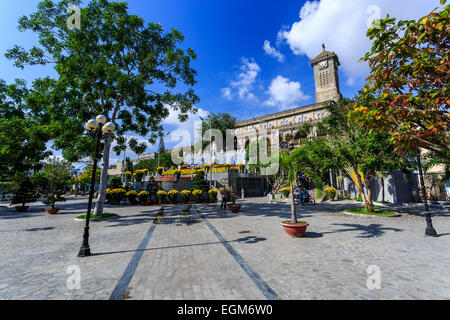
233, 45, 342, 149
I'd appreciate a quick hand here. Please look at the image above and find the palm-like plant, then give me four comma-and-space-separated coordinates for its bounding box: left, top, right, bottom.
280, 149, 323, 224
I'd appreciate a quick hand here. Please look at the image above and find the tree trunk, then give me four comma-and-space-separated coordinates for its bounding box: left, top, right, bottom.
381, 177, 385, 203
93, 134, 112, 216
356, 171, 368, 207
290, 183, 297, 224
366, 182, 374, 212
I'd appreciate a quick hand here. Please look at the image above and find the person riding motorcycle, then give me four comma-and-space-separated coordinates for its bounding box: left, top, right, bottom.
296, 185, 309, 204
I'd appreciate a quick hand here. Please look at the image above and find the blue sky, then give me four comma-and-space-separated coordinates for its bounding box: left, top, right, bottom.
0, 0, 440, 164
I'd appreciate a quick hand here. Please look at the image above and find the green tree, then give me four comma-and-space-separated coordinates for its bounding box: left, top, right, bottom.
42, 159, 72, 209
76, 166, 101, 185
352, 1, 449, 161
108, 176, 123, 189
279, 149, 323, 224
296, 138, 337, 184
198, 113, 237, 151
0, 118, 51, 179
6, 0, 200, 216
8, 174, 37, 207
322, 98, 411, 212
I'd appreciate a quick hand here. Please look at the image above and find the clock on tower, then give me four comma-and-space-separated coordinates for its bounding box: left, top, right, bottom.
310, 44, 341, 104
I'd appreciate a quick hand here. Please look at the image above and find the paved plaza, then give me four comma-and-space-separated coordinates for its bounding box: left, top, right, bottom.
0, 197, 449, 300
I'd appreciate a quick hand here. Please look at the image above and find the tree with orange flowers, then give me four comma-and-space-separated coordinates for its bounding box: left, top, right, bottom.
350, 1, 449, 162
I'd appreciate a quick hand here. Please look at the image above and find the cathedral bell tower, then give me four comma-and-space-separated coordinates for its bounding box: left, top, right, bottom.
310, 44, 342, 104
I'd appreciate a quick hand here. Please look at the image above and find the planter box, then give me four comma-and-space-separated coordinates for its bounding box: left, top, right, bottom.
228, 205, 241, 213
281, 221, 309, 237
46, 208, 60, 215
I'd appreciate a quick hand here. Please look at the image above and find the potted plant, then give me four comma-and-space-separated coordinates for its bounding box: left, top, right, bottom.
124, 171, 132, 183
228, 200, 241, 213
203, 164, 211, 173
324, 187, 337, 201
157, 190, 167, 204
238, 164, 246, 173
168, 190, 179, 203
180, 190, 191, 204
105, 188, 113, 203
279, 149, 323, 237
126, 190, 138, 204
43, 192, 66, 214
41, 160, 72, 214
192, 189, 203, 202
281, 187, 291, 199
208, 189, 218, 202
138, 191, 149, 205
174, 170, 182, 181
111, 188, 126, 205
134, 169, 147, 183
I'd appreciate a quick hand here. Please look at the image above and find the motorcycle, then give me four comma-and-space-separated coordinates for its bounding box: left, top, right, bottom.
294, 191, 315, 205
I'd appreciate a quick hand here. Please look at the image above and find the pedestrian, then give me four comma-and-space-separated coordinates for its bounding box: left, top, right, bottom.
220, 188, 228, 209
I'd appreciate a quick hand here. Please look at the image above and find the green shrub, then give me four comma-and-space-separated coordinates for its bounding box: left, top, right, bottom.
192, 172, 208, 192
109, 176, 123, 189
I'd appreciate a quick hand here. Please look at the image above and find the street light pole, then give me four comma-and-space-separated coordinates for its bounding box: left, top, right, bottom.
416, 147, 437, 237
209, 117, 212, 189
78, 116, 115, 257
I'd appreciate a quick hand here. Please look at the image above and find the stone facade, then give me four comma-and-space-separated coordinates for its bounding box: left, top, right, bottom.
233, 45, 341, 149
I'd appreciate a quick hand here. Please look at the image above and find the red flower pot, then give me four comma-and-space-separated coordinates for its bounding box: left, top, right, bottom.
15, 206, 29, 212
228, 205, 241, 213
281, 221, 309, 237
46, 208, 60, 215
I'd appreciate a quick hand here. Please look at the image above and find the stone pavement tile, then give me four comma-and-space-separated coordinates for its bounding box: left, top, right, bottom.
0, 198, 161, 300
198, 200, 450, 300
125, 206, 267, 300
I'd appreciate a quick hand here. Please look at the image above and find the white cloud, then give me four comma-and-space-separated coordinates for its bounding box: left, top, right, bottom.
221, 57, 261, 101
265, 75, 310, 110
163, 106, 210, 148
263, 40, 285, 62
221, 87, 233, 100
280, 0, 439, 85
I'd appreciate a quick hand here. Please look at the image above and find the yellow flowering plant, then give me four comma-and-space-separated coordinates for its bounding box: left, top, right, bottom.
168, 190, 179, 202
208, 189, 218, 201
156, 190, 167, 202
180, 190, 191, 202
110, 188, 126, 203
125, 190, 138, 204
281, 187, 291, 198
138, 191, 149, 203
192, 189, 203, 202
134, 169, 148, 182
324, 187, 337, 199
